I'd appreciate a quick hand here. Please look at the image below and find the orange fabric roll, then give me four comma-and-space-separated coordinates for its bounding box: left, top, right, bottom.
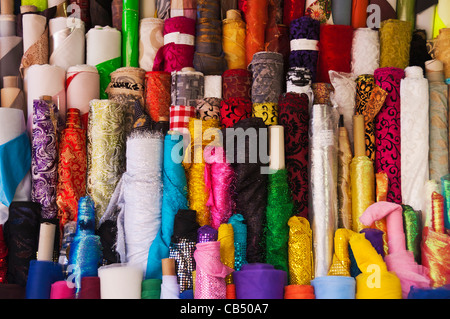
226, 284, 236, 299
351, 0, 369, 28
284, 285, 315, 299
144, 71, 171, 122
245, 0, 268, 66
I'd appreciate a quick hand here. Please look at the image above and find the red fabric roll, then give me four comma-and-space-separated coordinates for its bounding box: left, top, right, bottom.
283, 0, 306, 26
245, 0, 268, 66
316, 24, 354, 83
222, 69, 252, 100
352, 0, 369, 28
145, 71, 171, 122
220, 97, 253, 128
284, 284, 315, 299
77, 276, 101, 299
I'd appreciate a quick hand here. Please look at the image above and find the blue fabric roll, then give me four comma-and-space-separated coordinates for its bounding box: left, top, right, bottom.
408, 285, 450, 299
179, 289, 194, 299
25, 260, 64, 299
146, 132, 188, 279
312, 276, 356, 299
228, 214, 247, 271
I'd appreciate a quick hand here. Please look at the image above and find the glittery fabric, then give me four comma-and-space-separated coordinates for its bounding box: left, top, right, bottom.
287, 216, 313, 285
56, 109, 87, 232
197, 225, 218, 243
312, 83, 334, 105
421, 226, 450, 288
431, 191, 445, 234
374, 171, 389, 256
218, 223, 235, 284
86, 100, 127, 225
402, 205, 422, 264
441, 175, 450, 230
228, 214, 247, 271
0, 226, 8, 283
144, 71, 171, 123
337, 125, 353, 229
31, 99, 59, 219
169, 239, 197, 293
328, 228, 358, 276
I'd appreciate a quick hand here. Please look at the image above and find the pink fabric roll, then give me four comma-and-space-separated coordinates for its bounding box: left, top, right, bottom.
360, 201, 431, 298
50, 280, 75, 299
193, 241, 234, 299
152, 16, 196, 72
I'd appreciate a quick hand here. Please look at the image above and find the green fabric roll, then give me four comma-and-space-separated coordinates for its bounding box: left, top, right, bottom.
402, 205, 422, 264
96, 57, 122, 99
396, 0, 416, 30
141, 278, 162, 299
379, 19, 412, 69
21, 0, 47, 11
122, 0, 140, 67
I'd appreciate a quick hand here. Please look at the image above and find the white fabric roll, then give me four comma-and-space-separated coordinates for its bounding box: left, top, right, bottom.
351, 28, 380, 76
86, 26, 121, 66
401, 66, 430, 212
204, 75, 222, 98
98, 263, 143, 299
66, 64, 99, 115
0, 108, 31, 224
25, 64, 66, 135
47, 0, 66, 6
269, 125, 285, 171
49, 17, 85, 70
138, 18, 164, 71
37, 222, 56, 261
416, 5, 436, 39
22, 13, 47, 53
140, 0, 156, 19
160, 275, 180, 299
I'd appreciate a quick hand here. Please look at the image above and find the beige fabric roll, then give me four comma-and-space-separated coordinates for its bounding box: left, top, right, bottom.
138, 18, 164, 71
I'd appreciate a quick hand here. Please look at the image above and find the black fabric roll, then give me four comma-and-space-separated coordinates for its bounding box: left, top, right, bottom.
409, 29, 432, 72
97, 219, 120, 265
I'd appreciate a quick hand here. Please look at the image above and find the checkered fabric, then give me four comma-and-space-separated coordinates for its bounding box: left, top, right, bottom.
169, 105, 196, 135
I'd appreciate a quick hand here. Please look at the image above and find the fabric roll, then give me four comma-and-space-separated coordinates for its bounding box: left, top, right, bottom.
416, 1, 437, 39
287, 216, 313, 285
56, 108, 86, 232
351, 28, 380, 76
111, 0, 122, 30
244, 0, 268, 66
284, 284, 315, 299
426, 59, 445, 83
288, 16, 320, 82
402, 205, 422, 264
20, 12, 48, 74
144, 71, 171, 124
156, 0, 170, 19
169, 105, 196, 136
85, 26, 122, 99
337, 120, 352, 230
285, 67, 313, 100
374, 67, 405, 204
218, 223, 235, 284
379, 19, 412, 69
31, 98, 58, 219
233, 263, 287, 299
171, 69, 204, 107
0, 36, 23, 89
278, 92, 309, 218
169, 209, 199, 293
400, 66, 429, 212
328, 228, 358, 276
351, 0, 368, 28
433, 0, 450, 38
409, 30, 432, 73
160, 275, 180, 299
50, 280, 75, 299
66, 65, 100, 128
331, 0, 351, 25
170, 0, 196, 20
305, 0, 332, 24
140, 0, 156, 19
423, 180, 440, 228
442, 175, 450, 230
196, 97, 221, 121
308, 103, 339, 277
222, 9, 246, 70
152, 16, 196, 72
222, 68, 251, 100
227, 214, 247, 272
283, 0, 305, 26
396, 0, 416, 29
77, 276, 101, 299
194, 241, 233, 299
86, 99, 127, 225
311, 276, 356, 299
25, 64, 66, 136
67, 196, 102, 294
408, 285, 450, 299
98, 263, 143, 299
316, 24, 353, 84
3, 202, 40, 286
48, 17, 85, 70
122, 0, 139, 67
220, 97, 252, 128
249, 51, 283, 104
1, 76, 25, 117
252, 102, 278, 125
25, 260, 64, 299
369, 0, 397, 22
224, 117, 268, 263
139, 18, 164, 72
67, 0, 90, 29
312, 83, 334, 106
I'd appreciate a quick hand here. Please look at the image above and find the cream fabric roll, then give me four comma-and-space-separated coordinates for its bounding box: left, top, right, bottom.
416, 5, 436, 39
25, 64, 66, 135
47, 0, 66, 6
140, 0, 156, 19
204, 75, 222, 98
98, 263, 143, 299
351, 28, 380, 76
138, 18, 164, 71
66, 64, 100, 116
0, 108, 31, 224
86, 26, 121, 66
400, 66, 430, 212
49, 17, 85, 70
22, 13, 47, 53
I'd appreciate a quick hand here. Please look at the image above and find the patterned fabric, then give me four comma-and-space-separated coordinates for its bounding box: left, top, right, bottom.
196, 97, 221, 121
31, 99, 59, 219
20, 25, 49, 76
144, 71, 171, 123
169, 105, 196, 135
252, 102, 278, 125
171, 70, 205, 107
170, 0, 197, 20
305, 0, 332, 23
278, 92, 310, 218
379, 19, 412, 69
220, 97, 252, 128
222, 69, 251, 100
374, 67, 405, 204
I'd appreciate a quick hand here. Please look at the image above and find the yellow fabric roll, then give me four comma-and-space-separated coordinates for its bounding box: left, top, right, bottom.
433, 1, 450, 39
374, 171, 390, 256
252, 102, 278, 125
218, 223, 235, 284
328, 228, 358, 277
337, 126, 353, 230
349, 234, 402, 299
222, 9, 246, 70
287, 216, 314, 285
350, 156, 375, 233
183, 118, 221, 226
379, 19, 412, 69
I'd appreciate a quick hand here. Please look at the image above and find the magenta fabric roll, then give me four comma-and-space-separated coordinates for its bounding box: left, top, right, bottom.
374, 67, 405, 204
152, 17, 196, 72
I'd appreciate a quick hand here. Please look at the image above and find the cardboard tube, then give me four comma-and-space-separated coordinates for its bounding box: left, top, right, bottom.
353, 114, 365, 157
1, 0, 14, 14
162, 258, 176, 276
37, 222, 56, 261
269, 125, 285, 171
20, 5, 37, 13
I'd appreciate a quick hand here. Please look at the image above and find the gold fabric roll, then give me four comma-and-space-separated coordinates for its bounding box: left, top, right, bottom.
252, 102, 278, 125
87, 99, 127, 225
379, 19, 412, 69
328, 228, 358, 276
337, 126, 352, 229
374, 171, 390, 256
350, 156, 375, 233
287, 216, 313, 285
349, 233, 402, 299
435, 29, 450, 81
218, 223, 235, 284
222, 9, 246, 70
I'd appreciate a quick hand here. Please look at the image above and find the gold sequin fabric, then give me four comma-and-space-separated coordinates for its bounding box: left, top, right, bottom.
288, 216, 313, 285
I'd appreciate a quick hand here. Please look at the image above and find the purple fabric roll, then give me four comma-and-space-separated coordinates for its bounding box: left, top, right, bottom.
288, 16, 320, 82
197, 225, 218, 243
233, 263, 287, 299
31, 99, 59, 219
360, 228, 385, 258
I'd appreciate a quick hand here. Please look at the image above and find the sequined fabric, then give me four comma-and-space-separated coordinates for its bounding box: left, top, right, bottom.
287, 216, 313, 285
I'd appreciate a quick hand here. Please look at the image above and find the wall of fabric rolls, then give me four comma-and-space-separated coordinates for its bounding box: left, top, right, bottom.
0, 0, 450, 301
